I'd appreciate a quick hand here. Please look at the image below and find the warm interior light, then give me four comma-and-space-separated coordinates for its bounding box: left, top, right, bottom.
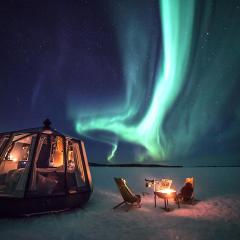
9, 154, 18, 162
52, 137, 64, 167
42, 130, 53, 134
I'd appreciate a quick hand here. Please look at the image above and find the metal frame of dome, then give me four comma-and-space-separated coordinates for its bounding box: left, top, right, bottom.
0, 120, 93, 217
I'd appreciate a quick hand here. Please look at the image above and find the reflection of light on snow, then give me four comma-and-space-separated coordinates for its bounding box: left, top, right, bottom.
167, 197, 240, 221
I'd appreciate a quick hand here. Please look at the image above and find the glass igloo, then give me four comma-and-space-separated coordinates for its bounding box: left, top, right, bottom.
0, 119, 92, 216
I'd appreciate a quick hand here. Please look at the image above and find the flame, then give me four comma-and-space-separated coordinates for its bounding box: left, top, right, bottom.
157, 189, 176, 195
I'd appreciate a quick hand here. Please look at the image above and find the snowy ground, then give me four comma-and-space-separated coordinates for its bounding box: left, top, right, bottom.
1, 167, 240, 240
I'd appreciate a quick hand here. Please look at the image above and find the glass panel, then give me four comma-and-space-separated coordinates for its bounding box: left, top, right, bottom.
80, 141, 92, 188
30, 135, 65, 196
0, 134, 36, 197
50, 136, 64, 168
0, 135, 10, 156
67, 140, 86, 193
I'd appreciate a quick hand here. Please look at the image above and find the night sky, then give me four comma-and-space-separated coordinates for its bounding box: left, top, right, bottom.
1, 0, 240, 165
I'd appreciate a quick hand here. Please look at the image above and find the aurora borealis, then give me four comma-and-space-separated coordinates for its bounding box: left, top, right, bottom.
73, 0, 240, 163
0, 0, 240, 164
75, 0, 195, 161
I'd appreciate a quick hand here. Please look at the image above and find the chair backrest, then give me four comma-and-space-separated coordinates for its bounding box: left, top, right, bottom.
114, 178, 137, 203
185, 177, 194, 187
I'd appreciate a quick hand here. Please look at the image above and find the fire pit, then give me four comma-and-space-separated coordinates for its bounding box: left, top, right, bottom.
145, 178, 180, 211
154, 189, 180, 211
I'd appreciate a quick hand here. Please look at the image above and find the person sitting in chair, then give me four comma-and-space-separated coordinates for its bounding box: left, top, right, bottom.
178, 182, 193, 202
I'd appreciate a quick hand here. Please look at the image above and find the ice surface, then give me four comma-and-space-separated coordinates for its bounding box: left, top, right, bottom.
0, 167, 240, 240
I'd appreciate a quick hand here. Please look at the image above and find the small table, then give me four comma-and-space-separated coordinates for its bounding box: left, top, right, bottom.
154, 189, 180, 211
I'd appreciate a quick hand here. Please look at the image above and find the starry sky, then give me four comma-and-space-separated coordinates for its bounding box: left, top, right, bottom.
0, 0, 240, 165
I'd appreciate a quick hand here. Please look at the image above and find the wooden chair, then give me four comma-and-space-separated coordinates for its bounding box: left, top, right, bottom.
113, 178, 141, 211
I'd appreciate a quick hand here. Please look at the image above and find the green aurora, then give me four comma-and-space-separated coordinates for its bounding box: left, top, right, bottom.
73, 0, 240, 163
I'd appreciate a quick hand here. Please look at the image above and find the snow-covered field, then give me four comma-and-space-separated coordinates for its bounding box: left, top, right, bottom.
1, 167, 240, 240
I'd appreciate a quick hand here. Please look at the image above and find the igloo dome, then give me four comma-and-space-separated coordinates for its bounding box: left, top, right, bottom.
0, 119, 92, 216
